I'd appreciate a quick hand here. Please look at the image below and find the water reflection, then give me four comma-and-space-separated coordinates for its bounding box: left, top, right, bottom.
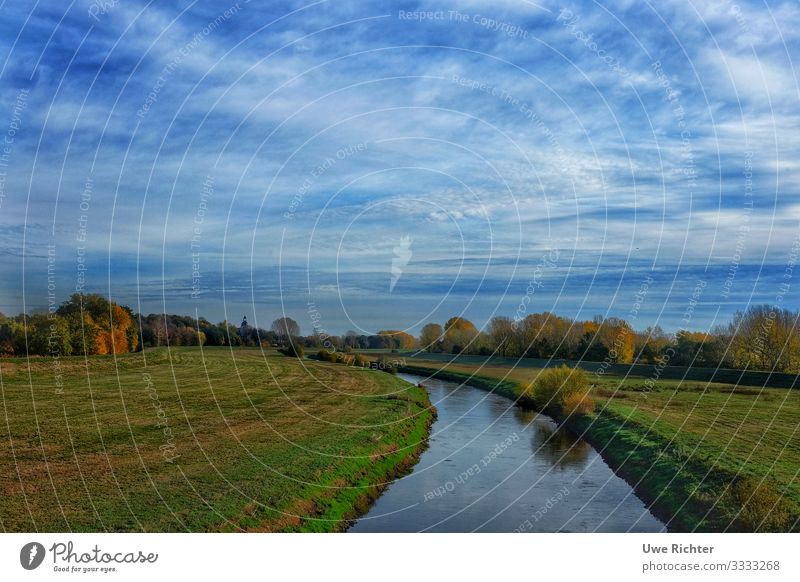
531, 421, 592, 470
350, 375, 665, 532
513, 407, 591, 470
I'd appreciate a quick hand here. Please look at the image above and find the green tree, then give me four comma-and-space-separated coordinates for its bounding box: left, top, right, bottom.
26, 314, 72, 357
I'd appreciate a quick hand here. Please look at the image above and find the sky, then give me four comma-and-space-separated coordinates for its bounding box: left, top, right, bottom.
0, 0, 798, 335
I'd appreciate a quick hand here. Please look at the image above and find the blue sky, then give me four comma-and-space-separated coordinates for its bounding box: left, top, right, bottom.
0, 0, 798, 335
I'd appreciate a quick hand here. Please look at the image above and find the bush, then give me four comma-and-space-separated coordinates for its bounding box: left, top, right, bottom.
523, 365, 590, 414
338, 353, 355, 366
562, 391, 596, 416
725, 477, 797, 532
279, 343, 304, 358
316, 350, 370, 368
374, 355, 399, 374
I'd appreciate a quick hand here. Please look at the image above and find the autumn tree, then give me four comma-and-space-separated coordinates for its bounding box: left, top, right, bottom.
728, 305, 800, 372
634, 325, 668, 363
578, 316, 635, 363
377, 330, 417, 350
488, 316, 515, 356
56, 294, 139, 355
419, 323, 443, 352
442, 317, 478, 354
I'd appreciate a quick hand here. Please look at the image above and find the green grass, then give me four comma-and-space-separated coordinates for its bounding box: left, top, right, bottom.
390, 354, 800, 532
0, 347, 433, 532
386, 351, 800, 389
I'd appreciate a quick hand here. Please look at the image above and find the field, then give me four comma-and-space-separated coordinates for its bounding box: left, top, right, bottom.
0, 347, 433, 532
387, 352, 800, 532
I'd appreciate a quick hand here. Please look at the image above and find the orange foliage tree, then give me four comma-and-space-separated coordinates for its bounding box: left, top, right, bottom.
377, 330, 417, 350
57, 294, 139, 356
442, 317, 478, 353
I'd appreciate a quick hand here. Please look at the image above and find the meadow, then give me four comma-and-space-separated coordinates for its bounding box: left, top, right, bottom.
0, 347, 433, 532
389, 352, 800, 532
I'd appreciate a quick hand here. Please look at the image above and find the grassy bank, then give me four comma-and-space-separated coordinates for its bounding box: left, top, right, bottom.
393, 356, 800, 532
389, 351, 800, 389
0, 347, 434, 532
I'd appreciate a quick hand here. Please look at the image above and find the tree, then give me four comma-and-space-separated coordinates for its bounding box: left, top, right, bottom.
178, 326, 204, 346
377, 330, 417, 350
728, 305, 800, 372
199, 320, 225, 346
579, 316, 635, 363
442, 317, 478, 353
344, 330, 359, 348
0, 317, 18, 355
419, 323, 443, 352
271, 317, 300, 344
56, 294, 138, 355
148, 317, 168, 347
62, 311, 99, 354
488, 316, 515, 356
223, 321, 243, 346
671, 330, 711, 366
516, 312, 558, 358
27, 314, 72, 357
635, 325, 668, 363
702, 326, 731, 368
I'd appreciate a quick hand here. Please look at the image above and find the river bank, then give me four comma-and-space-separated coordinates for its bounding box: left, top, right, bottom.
395, 362, 798, 532
351, 372, 664, 532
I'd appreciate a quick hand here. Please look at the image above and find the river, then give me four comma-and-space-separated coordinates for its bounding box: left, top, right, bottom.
349, 374, 666, 532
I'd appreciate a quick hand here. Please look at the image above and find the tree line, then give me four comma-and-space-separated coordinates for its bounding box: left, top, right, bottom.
0, 295, 421, 358
3, 294, 798, 374
0, 294, 139, 357
417, 306, 800, 373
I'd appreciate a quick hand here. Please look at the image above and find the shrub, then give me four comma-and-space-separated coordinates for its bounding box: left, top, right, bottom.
374, 355, 399, 374
316, 349, 368, 368
562, 391, 596, 416
279, 343, 304, 358
523, 365, 590, 414
725, 477, 797, 532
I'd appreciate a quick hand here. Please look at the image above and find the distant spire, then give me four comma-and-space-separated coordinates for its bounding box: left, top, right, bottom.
241, 316, 248, 328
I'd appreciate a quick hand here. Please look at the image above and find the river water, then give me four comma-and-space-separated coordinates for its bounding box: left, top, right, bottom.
349, 374, 666, 532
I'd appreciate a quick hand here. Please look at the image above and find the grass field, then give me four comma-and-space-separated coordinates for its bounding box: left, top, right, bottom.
0, 347, 433, 532
389, 353, 800, 532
